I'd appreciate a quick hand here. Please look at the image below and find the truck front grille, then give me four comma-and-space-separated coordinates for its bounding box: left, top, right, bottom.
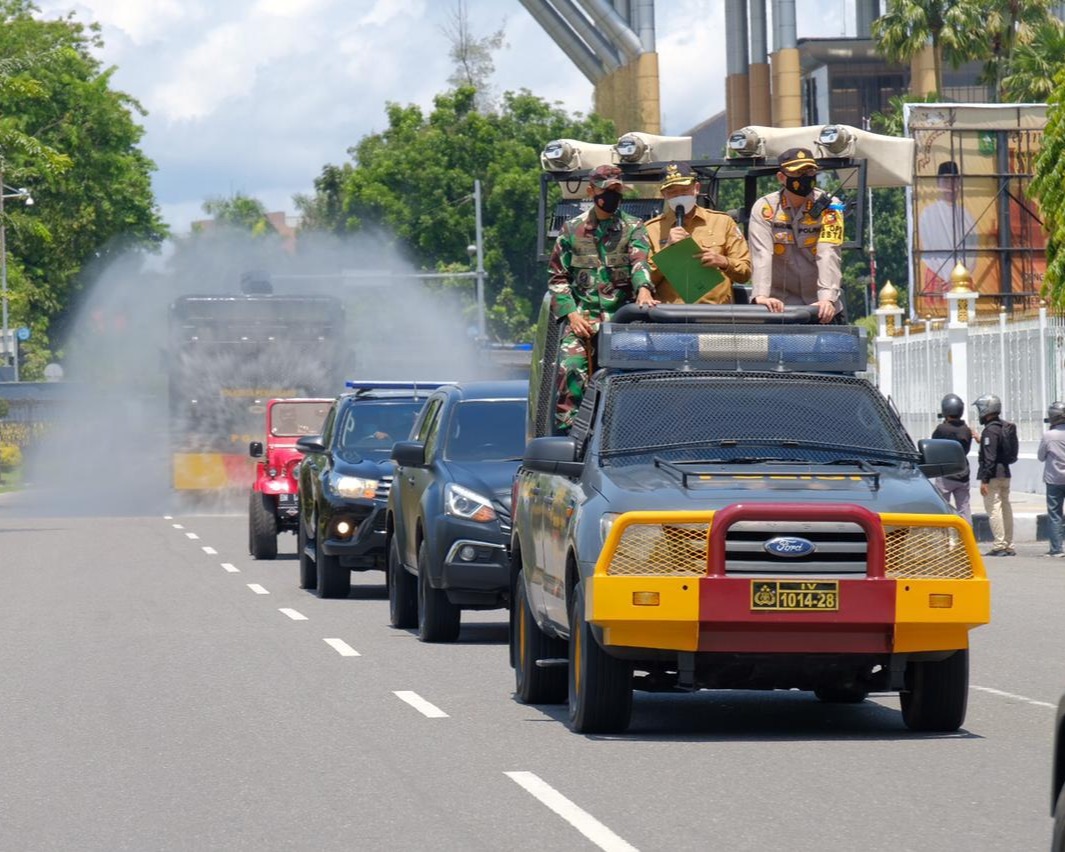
374, 476, 393, 502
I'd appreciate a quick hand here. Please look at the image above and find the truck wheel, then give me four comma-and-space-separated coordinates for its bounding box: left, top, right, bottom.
248, 492, 278, 560
1053, 784, 1065, 852
814, 685, 869, 704
316, 550, 349, 599
514, 571, 567, 704
388, 537, 417, 629
568, 583, 632, 734
900, 649, 969, 732
417, 541, 460, 643
298, 517, 316, 590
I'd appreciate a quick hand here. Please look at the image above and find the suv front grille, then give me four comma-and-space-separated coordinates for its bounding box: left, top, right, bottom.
375, 476, 393, 501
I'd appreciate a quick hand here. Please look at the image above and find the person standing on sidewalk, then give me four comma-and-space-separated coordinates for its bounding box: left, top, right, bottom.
1037, 401, 1065, 557
932, 393, 973, 523
975, 394, 1014, 556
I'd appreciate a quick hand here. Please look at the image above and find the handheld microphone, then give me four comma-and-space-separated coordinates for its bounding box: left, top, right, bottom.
675, 204, 685, 230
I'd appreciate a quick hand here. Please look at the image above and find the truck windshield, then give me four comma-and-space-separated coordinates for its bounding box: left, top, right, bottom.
337, 400, 425, 459
599, 372, 919, 466
270, 400, 331, 437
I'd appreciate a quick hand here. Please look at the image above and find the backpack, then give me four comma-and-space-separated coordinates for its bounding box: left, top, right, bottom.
999, 420, 1019, 465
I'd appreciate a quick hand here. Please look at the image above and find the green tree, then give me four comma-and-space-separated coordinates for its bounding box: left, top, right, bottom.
871, 0, 983, 95
1000, 17, 1065, 102
979, 0, 1056, 101
1031, 65, 1065, 307
0, 0, 166, 379
441, 0, 506, 113
296, 86, 615, 341
199, 193, 273, 236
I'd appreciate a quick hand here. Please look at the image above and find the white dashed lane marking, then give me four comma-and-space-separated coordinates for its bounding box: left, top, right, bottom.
323, 638, 360, 657
185, 532, 199, 540
221, 563, 240, 573
247, 584, 269, 595
972, 685, 1056, 709
172, 524, 183, 529
393, 691, 448, 718
505, 771, 639, 852
202, 546, 217, 555
279, 608, 308, 621
163, 515, 173, 520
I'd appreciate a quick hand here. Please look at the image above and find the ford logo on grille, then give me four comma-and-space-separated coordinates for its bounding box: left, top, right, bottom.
764, 536, 816, 557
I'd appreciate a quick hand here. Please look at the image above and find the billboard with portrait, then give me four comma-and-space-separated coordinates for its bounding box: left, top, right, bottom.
905, 104, 1047, 317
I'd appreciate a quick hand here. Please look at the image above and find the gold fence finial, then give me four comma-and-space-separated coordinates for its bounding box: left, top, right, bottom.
949, 263, 973, 293
879, 280, 899, 308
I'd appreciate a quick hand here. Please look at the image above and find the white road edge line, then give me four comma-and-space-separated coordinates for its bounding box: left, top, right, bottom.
221, 563, 240, 573
247, 584, 269, 595
185, 532, 199, 540
323, 638, 361, 657
505, 771, 639, 852
393, 691, 449, 718
971, 685, 1056, 709
202, 546, 218, 555
172, 523, 183, 529
279, 608, 308, 621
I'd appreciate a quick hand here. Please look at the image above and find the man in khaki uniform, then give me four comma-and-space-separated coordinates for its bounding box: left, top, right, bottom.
645, 162, 751, 303
748, 147, 844, 323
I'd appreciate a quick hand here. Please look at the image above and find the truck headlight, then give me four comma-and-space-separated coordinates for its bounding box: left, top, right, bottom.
600, 512, 621, 544
445, 483, 496, 522
330, 474, 378, 499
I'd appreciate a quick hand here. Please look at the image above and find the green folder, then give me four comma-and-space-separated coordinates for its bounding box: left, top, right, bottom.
652, 236, 725, 303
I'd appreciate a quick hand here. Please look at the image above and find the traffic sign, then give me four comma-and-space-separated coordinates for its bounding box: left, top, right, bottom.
16, 326, 30, 341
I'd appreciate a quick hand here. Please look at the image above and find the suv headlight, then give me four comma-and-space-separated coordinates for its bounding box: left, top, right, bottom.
329, 473, 378, 499
445, 483, 496, 522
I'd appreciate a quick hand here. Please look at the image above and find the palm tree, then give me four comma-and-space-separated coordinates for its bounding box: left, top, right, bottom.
872, 0, 984, 96
999, 17, 1065, 102
981, 0, 1057, 101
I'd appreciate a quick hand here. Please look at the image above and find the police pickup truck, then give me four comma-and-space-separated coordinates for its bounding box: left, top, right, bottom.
509, 300, 990, 734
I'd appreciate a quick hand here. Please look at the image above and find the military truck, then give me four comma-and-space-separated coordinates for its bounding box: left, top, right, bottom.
510, 302, 990, 734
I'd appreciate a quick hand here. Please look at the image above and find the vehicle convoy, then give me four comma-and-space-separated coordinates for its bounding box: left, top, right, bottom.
510, 299, 991, 734
168, 273, 346, 496
247, 397, 332, 559
386, 381, 528, 642
294, 383, 439, 598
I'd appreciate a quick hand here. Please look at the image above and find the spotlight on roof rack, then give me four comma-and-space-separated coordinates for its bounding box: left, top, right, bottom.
817, 125, 856, 157
541, 139, 577, 171
614, 134, 647, 163
727, 128, 765, 158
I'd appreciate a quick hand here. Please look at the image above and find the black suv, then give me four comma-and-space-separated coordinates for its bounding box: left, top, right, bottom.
386, 380, 527, 642
295, 383, 443, 598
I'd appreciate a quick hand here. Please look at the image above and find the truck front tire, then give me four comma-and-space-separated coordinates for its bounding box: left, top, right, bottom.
388, 537, 417, 628
417, 541, 460, 643
901, 649, 969, 732
249, 492, 278, 560
568, 583, 633, 734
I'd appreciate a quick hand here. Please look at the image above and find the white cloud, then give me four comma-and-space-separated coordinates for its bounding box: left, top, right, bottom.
34, 0, 858, 233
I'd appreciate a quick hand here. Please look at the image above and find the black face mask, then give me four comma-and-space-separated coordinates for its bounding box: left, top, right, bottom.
595, 189, 622, 213
786, 174, 816, 197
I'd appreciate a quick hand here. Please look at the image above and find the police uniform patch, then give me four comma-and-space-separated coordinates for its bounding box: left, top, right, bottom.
761, 205, 773, 219
819, 209, 844, 245
773, 243, 786, 255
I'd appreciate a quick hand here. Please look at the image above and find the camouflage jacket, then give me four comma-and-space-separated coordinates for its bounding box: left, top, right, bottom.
547, 209, 653, 319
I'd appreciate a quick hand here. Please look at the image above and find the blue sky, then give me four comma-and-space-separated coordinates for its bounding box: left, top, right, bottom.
36, 0, 849, 232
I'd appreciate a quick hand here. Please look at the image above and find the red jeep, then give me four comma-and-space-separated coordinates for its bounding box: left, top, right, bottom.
248, 398, 332, 559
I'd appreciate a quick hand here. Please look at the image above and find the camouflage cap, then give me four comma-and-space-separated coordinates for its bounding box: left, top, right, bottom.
660, 162, 698, 191
778, 147, 819, 174
589, 164, 625, 189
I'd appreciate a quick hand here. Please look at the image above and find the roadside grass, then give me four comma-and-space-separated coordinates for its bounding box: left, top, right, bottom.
0, 465, 23, 493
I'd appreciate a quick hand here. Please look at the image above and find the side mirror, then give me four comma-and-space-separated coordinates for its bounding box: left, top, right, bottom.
295, 435, 326, 455
917, 438, 966, 478
249, 441, 263, 458
523, 436, 583, 477
392, 440, 426, 467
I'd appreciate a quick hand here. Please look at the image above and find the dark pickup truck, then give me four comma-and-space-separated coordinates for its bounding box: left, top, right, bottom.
510, 300, 990, 734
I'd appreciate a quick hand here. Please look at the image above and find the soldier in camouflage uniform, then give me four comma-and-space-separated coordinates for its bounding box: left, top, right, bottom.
547, 164, 656, 432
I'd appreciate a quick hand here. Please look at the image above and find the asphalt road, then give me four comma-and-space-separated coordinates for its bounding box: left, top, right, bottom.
1, 499, 1061, 851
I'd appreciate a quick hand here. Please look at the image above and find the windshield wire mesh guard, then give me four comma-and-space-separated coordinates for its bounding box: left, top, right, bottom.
599, 371, 918, 465
600, 323, 866, 373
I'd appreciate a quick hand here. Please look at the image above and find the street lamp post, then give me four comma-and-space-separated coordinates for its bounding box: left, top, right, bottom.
0, 176, 34, 382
